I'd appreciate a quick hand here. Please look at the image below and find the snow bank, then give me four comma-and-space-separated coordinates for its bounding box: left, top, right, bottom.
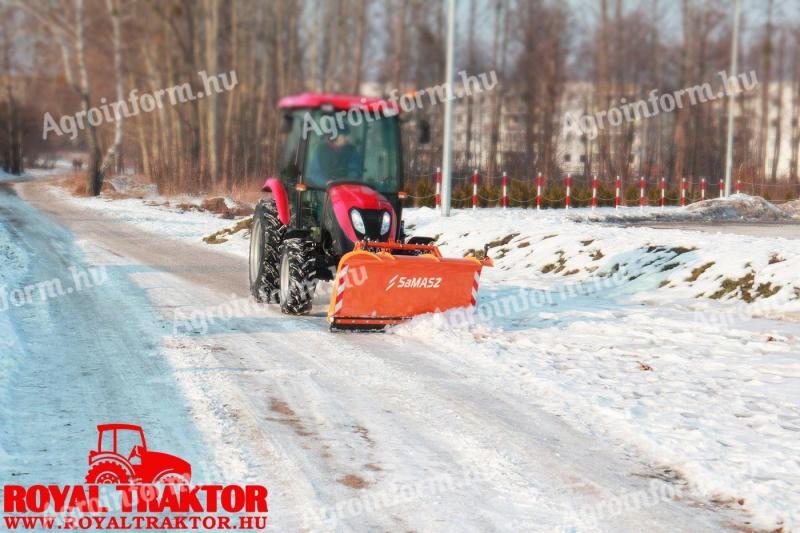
573, 194, 792, 224
779, 199, 800, 219
405, 207, 800, 314
0, 169, 21, 183
106, 174, 158, 197
0, 210, 29, 434
684, 194, 788, 221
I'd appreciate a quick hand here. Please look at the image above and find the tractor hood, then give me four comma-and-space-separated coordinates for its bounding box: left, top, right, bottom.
327, 183, 397, 244
144, 450, 192, 481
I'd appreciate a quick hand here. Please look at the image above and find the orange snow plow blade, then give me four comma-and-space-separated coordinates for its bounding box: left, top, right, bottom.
327, 241, 492, 330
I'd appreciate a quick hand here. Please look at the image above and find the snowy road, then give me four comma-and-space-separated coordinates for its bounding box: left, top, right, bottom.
0, 178, 777, 531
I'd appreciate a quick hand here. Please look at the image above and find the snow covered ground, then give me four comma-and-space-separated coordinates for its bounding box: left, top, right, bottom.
4, 175, 800, 531
396, 208, 800, 531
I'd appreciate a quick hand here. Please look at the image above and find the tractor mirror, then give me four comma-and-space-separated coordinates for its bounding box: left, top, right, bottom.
280, 113, 293, 134
418, 119, 431, 145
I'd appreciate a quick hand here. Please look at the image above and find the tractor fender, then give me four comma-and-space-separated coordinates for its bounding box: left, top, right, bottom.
260, 178, 290, 225
88, 453, 135, 479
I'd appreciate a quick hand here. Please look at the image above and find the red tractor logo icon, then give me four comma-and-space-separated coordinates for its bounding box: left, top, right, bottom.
85, 424, 192, 484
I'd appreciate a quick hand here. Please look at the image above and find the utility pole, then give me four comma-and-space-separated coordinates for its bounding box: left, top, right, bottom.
440, 0, 456, 216
724, 0, 742, 196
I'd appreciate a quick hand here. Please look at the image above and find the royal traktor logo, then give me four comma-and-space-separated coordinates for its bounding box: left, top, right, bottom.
3, 424, 268, 530
86, 424, 192, 485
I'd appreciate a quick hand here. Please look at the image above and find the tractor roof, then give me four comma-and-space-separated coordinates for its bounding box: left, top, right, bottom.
97, 423, 143, 432
278, 92, 398, 114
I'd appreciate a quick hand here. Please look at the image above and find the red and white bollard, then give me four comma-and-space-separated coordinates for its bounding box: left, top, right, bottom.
660, 177, 666, 209
435, 167, 442, 208
736, 180, 741, 194
719, 179, 724, 198
536, 172, 543, 211
680, 177, 687, 206
701, 178, 707, 201
565, 174, 572, 209
639, 176, 646, 209
614, 176, 621, 209
501, 171, 509, 209
471, 170, 479, 210
591, 174, 598, 210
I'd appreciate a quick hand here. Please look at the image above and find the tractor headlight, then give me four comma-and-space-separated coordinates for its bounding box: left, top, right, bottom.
380, 211, 392, 235
350, 209, 366, 235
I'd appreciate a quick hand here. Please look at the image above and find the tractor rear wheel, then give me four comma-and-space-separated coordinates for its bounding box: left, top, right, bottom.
85, 462, 130, 484
278, 238, 317, 315
249, 200, 284, 303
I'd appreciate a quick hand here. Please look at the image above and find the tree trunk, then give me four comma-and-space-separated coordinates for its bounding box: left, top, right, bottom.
100, 0, 124, 176
73, 0, 103, 195
204, 0, 221, 185
350, 0, 369, 94
770, 28, 785, 184
758, 0, 774, 191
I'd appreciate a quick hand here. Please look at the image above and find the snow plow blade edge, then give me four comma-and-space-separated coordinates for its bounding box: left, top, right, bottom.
327, 241, 492, 330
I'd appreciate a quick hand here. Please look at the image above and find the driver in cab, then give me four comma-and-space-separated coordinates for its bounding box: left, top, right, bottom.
308, 125, 362, 182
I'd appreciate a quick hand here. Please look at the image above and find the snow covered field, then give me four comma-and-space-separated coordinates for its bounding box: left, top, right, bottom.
4, 177, 800, 531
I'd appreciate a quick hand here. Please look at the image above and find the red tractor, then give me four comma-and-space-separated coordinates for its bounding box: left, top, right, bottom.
249, 93, 491, 330
85, 424, 191, 484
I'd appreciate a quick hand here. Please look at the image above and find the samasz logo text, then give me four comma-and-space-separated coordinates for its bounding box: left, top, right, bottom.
385, 275, 443, 291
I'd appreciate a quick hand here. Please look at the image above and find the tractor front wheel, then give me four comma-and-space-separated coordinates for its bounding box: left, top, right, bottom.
278, 238, 317, 315
85, 462, 130, 484
154, 473, 190, 484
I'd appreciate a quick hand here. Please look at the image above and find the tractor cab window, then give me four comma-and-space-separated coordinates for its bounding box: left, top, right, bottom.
278, 111, 304, 183
304, 110, 400, 194
99, 430, 114, 453
116, 429, 144, 463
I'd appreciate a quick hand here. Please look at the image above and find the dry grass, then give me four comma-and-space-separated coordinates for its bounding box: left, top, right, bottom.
155, 177, 263, 206
55, 172, 93, 196
590, 249, 604, 261
710, 272, 756, 302
686, 262, 715, 282
203, 217, 253, 244
206, 182, 263, 206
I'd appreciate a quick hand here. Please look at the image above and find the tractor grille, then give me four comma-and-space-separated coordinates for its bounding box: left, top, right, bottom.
358, 209, 387, 240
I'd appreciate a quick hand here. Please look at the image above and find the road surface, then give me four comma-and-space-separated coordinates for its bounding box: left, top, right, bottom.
0, 177, 752, 532
634, 221, 800, 239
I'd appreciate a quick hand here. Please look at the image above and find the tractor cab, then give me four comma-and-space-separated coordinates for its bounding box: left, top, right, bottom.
276, 93, 407, 246
93, 424, 147, 465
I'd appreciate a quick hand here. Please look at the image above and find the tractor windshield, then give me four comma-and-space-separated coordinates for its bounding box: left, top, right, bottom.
116, 429, 144, 457
304, 110, 401, 193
